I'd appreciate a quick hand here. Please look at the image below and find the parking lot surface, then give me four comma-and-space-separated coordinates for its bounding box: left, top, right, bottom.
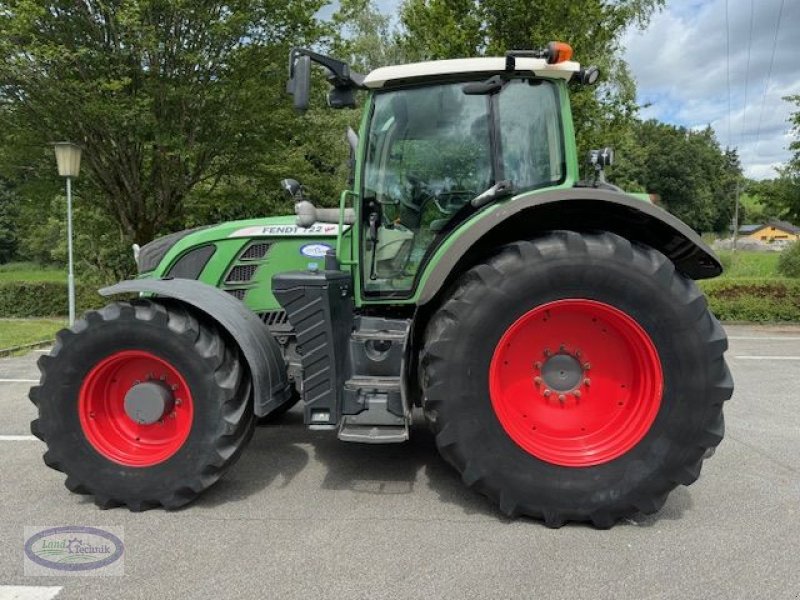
0, 324, 798, 599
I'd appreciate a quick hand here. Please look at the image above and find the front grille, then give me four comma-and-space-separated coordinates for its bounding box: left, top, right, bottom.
225, 288, 247, 301
260, 310, 289, 327
240, 242, 271, 260
225, 264, 257, 283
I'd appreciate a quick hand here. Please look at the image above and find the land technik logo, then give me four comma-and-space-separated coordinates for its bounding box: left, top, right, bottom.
24, 526, 124, 576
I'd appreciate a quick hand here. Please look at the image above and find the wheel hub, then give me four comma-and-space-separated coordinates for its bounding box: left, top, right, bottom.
489, 299, 663, 467
78, 350, 194, 467
124, 381, 174, 425
540, 353, 583, 392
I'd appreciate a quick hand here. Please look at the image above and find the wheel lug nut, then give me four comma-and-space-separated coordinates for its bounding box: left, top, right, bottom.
543, 348, 551, 357
583, 362, 591, 370
175, 398, 182, 405
576, 350, 582, 358
534, 361, 542, 369
543, 389, 551, 398
534, 377, 542, 386
573, 390, 582, 398
583, 378, 591, 386
558, 394, 566, 403
171, 384, 178, 391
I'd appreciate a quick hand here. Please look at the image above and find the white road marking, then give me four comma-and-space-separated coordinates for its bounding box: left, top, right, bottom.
0, 435, 38, 442
734, 356, 800, 361
0, 379, 38, 383
0, 586, 62, 600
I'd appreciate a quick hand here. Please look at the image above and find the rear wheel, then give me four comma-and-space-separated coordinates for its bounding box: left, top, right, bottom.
421, 231, 732, 527
30, 300, 254, 511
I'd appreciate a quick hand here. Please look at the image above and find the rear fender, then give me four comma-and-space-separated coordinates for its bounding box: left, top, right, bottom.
100, 278, 292, 417
417, 188, 722, 305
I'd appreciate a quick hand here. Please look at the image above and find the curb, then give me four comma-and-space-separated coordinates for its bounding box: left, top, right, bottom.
0, 339, 54, 358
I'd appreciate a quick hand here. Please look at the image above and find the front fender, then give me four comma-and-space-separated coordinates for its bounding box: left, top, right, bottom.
100, 278, 291, 417
417, 188, 722, 305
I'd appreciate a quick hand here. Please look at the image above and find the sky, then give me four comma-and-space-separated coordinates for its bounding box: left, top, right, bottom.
326, 0, 799, 180
622, 0, 799, 180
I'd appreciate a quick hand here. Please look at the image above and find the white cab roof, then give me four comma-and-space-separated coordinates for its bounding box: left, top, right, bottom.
363, 56, 580, 88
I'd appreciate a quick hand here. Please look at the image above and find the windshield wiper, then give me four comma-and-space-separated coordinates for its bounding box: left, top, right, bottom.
471, 180, 515, 208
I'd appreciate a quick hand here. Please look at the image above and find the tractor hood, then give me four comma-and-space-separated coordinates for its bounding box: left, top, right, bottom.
135, 214, 344, 276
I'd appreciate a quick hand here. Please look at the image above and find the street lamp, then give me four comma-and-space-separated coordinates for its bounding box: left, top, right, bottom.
52, 142, 82, 326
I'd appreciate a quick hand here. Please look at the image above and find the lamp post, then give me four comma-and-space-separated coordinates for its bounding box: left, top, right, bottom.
52, 142, 82, 326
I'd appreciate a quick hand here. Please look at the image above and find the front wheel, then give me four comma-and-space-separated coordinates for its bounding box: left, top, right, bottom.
421, 231, 733, 527
30, 300, 254, 511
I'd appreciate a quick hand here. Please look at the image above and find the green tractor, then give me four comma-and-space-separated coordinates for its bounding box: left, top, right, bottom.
30, 43, 732, 527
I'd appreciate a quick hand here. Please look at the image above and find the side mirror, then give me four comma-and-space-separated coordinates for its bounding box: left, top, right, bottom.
281, 178, 303, 200
288, 55, 311, 111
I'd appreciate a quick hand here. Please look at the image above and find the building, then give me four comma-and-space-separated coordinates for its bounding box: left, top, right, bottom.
738, 220, 800, 243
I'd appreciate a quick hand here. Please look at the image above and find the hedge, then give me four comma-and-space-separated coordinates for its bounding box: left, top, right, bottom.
2, 277, 799, 323
699, 278, 800, 322
0, 281, 107, 318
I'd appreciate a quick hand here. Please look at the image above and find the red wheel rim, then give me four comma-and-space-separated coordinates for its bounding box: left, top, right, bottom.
489, 299, 663, 467
79, 350, 194, 467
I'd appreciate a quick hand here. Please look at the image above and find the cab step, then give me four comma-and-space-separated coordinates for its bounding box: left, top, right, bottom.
338, 421, 409, 443
338, 375, 409, 443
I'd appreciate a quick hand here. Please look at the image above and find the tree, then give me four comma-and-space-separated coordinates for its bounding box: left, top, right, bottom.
331, 0, 407, 72
754, 96, 800, 224
612, 120, 741, 233
0, 179, 18, 263
399, 0, 665, 157
0, 0, 326, 248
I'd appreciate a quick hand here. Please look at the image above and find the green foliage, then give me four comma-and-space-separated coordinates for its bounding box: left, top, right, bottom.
747, 96, 800, 224
716, 251, 781, 279
0, 281, 107, 318
399, 0, 665, 159
777, 242, 800, 278
0, 0, 327, 246
0, 262, 64, 282
0, 179, 17, 263
0, 318, 65, 350
612, 121, 740, 232
332, 0, 407, 71
699, 278, 800, 322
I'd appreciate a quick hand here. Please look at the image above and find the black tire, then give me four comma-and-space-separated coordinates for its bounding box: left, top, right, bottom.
29, 299, 254, 511
420, 231, 733, 528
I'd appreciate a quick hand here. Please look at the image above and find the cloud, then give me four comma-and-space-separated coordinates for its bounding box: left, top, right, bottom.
623, 0, 800, 179
323, 0, 799, 179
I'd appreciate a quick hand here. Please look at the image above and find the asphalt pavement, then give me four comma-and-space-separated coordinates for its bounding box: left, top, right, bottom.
0, 324, 798, 599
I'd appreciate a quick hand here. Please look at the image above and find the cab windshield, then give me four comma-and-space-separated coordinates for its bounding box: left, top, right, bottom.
362, 78, 565, 295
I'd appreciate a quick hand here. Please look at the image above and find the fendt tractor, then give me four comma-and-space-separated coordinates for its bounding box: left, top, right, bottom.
30, 43, 733, 527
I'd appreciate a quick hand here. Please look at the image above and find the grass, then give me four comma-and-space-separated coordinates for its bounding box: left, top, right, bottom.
716, 251, 781, 279
0, 318, 65, 350
0, 262, 66, 283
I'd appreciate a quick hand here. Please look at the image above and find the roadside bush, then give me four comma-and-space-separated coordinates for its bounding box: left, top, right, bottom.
699, 278, 800, 322
777, 241, 800, 278
0, 281, 107, 318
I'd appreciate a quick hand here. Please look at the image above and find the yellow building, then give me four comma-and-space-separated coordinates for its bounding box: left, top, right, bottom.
739, 220, 800, 243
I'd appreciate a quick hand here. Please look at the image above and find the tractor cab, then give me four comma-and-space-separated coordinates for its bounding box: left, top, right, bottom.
286, 45, 598, 298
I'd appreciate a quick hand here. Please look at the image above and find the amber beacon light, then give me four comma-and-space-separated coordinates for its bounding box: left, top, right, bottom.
546, 41, 573, 64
